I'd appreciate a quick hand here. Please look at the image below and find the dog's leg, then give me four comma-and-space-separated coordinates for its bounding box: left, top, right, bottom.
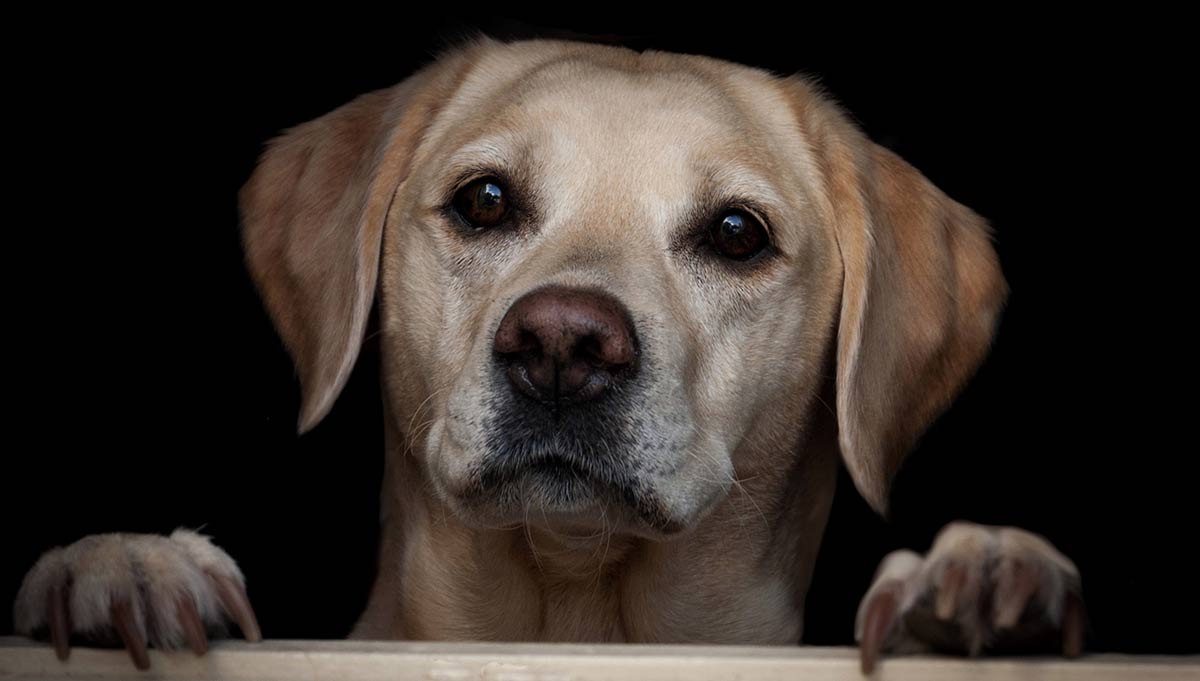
13, 530, 259, 670
855, 521, 1084, 674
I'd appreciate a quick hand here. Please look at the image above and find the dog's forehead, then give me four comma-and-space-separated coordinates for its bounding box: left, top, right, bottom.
438, 42, 768, 140
528, 76, 749, 211
513, 60, 740, 131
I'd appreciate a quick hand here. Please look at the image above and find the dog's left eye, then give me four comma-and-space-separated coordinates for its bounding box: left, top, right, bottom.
452, 177, 509, 229
708, 210, 769, 261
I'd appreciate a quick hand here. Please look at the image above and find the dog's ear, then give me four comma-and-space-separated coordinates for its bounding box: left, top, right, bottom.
794, 85, 1009, 514
239, 47, 479, 433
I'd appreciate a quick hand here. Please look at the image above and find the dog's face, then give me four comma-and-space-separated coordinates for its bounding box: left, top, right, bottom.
383, 47, 841, 537
240, 39, 1006, 539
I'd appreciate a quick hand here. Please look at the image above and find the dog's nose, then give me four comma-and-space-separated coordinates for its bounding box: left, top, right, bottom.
493, 287, 637, 404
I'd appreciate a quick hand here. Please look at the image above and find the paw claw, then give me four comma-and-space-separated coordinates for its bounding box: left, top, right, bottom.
111, 599, 150, 671
1062, 592, 1086, 658
177, 594, 209, 656
992, 558, 1039, 629
208, 570, 262, 643
859, 588, 898, 675
934, 563, 967, 620
48, 582, 70, 661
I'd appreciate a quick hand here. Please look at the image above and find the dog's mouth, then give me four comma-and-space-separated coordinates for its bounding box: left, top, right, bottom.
479, 452, 635, 508
454, 451, 685, 537
526, 455, 593, 479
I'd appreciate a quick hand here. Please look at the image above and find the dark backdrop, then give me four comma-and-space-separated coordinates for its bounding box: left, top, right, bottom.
5, 13, 1193, 654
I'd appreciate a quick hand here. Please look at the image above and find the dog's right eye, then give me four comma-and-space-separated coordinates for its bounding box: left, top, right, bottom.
452, 177, 509, 230
708, 210, 770, 261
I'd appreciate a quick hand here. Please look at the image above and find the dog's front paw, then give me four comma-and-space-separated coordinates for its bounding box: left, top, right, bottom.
13, 530, 261, 670
855, 521, 1084, 674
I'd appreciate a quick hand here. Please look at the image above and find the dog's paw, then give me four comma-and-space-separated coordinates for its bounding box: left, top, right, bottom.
855, 521, 1084, 674
13, 529, 261, 670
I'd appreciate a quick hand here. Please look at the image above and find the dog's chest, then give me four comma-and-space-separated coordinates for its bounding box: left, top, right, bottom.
395, 525, 803, 644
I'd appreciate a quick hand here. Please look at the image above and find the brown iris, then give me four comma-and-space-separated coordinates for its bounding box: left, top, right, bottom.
709, 210, 768, 260
452, 177, 509, 229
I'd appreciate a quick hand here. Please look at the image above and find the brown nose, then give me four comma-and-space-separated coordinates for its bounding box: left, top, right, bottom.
493, 287, 637, 404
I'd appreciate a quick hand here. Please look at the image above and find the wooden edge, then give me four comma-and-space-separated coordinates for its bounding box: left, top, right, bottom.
1, 637, 1196, 681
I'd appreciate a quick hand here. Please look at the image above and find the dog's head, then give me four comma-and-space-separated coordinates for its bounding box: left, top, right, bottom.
240, 39, 1006, 539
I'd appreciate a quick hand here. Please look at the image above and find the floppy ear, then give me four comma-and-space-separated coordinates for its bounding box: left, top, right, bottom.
801, 94, 1009, 513
239, 49, 477, 433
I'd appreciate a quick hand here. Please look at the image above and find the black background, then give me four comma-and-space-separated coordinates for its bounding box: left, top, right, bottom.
5, 13, 1194, 654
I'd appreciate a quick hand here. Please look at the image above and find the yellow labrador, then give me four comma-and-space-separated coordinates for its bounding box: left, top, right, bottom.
15, 37, 1083, 672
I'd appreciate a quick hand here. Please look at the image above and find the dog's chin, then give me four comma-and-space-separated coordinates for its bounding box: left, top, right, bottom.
437, 455, 696, 540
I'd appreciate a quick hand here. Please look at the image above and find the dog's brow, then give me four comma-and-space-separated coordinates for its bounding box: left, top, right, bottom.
704, 166, 788, 218
445, 137, 519, 176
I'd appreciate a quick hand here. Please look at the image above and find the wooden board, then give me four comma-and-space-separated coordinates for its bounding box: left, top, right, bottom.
1, 637, 1196, 681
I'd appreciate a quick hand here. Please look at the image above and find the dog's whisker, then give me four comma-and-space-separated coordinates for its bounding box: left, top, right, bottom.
402, 386, 452, 454
593, 501, 614, 594
523, 500, 545, 576
684, 421, 766, 534
692, 420, 773, 533
406, 419, 439, 452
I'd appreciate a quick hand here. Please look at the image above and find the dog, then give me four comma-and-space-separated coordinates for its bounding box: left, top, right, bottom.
14, 37, 1084, 673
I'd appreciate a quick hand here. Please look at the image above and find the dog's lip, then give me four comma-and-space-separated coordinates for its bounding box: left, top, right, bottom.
484, 456, 698, 537
525, 455, 599, 481
484, 452, 633, 497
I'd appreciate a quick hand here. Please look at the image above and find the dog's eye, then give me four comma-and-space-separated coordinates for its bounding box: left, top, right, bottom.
452, 177, 509, 229
709, 210, 769, 261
